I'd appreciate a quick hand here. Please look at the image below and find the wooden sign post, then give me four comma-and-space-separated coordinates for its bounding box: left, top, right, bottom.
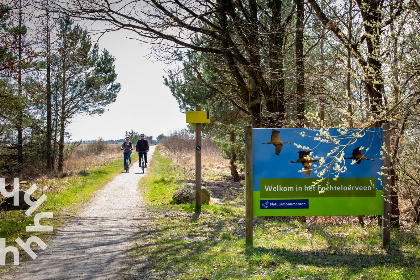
245, 126, 254, 247
195, 106, 202, 211
186, 106, 210, 212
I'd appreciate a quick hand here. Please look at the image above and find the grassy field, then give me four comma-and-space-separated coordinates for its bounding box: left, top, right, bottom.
131, 146, 420, 280
1, 138, 419, 278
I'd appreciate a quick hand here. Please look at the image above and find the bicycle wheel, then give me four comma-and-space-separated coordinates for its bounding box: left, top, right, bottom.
124, 157, 129, 173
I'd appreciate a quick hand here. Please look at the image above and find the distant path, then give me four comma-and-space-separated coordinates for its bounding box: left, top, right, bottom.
4, 146, 155, 280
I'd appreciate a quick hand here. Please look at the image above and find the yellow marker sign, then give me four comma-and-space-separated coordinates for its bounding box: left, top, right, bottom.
186, 111, 211, 123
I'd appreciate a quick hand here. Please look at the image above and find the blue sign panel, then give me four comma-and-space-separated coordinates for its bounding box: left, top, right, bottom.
260, 199, 309, 209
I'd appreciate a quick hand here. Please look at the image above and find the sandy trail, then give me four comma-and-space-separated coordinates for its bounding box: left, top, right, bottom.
4, 146, 154, 280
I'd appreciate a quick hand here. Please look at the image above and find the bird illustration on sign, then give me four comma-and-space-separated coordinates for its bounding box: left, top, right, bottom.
262, 129, 292, 156
290, 151, 319, 177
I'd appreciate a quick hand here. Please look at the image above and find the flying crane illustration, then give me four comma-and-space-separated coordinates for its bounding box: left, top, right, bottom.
262, 129, 292, 156
344, 147, 375, 164
290, 151, 319, 177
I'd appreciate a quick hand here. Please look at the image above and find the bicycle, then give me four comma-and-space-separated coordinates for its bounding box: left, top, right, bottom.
121, 149, 133, 173
138, 151, 147, 173
121, 138, 133, 173
123, 151, 132, 173
124, 156, 130, 173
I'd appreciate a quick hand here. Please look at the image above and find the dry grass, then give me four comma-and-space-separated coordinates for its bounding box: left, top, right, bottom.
0, 142, 124, 201
159, 133, 229, 181
64, 142, 122, 173
159, 132, 244, 207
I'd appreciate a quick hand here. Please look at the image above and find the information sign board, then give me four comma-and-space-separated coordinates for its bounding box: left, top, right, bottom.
252, 128, 383, 216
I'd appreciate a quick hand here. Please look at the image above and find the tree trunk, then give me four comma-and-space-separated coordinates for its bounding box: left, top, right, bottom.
17, 0, 23, 165
57, 113, 65, 173
389, 0, 401, 227
58, 33, 67, 173
346, 49, 353, 127
229, 130, 240, 182
46, 1, 53, 171
57, 78, 66, 172
295, 0, 305, 127
248, 0, 263, 127
357, 0, 384, 117
295, 0, 305, 223
267, 0, 286, 126
346, 0, 353, 127
320, 23, 325, 127
52, 109, 58, 170
390, 166, 400, 228
17, 122, 23, 165
218, 0, 262, 125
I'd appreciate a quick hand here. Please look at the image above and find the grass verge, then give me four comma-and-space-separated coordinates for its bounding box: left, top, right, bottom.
0, 152, 138, 268
131, 147, 420, 280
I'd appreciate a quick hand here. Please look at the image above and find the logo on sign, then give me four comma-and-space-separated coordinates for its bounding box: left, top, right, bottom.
0, 178, 53, 265
260, 199, 309, 209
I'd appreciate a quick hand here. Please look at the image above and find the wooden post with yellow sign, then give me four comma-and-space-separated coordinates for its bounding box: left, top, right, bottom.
195, 106, 202, 211
186, 106, 210, 212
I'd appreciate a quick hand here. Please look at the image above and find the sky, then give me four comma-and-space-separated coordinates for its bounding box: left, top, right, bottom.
66, 29, 187, 141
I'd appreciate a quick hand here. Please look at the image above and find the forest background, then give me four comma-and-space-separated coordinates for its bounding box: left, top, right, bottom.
0, 0, 420, 227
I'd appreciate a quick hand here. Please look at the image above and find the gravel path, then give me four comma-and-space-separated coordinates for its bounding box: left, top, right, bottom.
4, 146, 155, 280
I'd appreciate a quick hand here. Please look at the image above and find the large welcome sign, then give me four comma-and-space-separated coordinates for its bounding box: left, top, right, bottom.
252, 128, 383, 216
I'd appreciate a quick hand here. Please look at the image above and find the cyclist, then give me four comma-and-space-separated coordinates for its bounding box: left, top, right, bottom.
121, 137, 133, 170
136, 134, 149, 168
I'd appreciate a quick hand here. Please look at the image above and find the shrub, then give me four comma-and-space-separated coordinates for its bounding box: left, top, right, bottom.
86, 138, 108, 154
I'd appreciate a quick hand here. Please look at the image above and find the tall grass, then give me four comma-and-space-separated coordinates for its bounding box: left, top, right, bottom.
64, 140, 122, 172
159, 130, 228, 181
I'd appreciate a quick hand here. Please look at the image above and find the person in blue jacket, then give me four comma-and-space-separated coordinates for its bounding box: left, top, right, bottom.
121, 137, 133, 170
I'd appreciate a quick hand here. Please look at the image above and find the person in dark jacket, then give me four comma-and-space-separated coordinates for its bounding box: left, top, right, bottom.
136, 134, 149, 167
